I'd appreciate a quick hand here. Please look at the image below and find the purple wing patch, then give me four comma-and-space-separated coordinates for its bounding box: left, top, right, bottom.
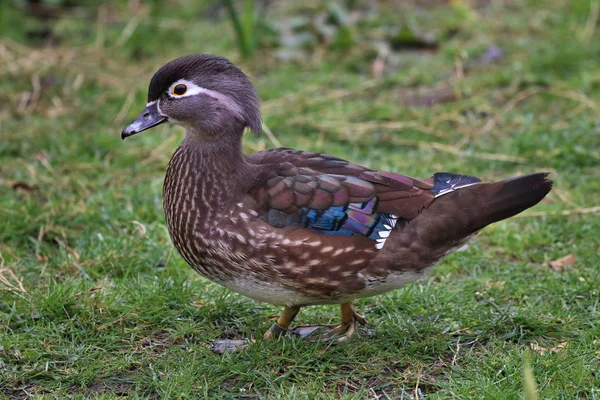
262, 196, 399, 250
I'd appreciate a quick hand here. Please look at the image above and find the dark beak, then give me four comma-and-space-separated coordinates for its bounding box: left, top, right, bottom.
121, 102, 167, 140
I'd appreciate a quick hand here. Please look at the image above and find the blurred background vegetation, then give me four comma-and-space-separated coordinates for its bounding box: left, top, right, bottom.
1, 0, 599, 398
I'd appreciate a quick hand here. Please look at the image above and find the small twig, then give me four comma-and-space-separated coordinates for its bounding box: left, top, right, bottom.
514, 206, 600, 218
454, 56, 464, 82
0, 252, 27, 295
114, 90, 136, 126
305, 120, 444, 138
478, 118, 496, 135
139, 134, 179, 166
372, 43, 389, 79
163, 247, 174, 270
502, 86, 599, 115
501, 87, 543, 115
552, 187, 581, 209
414, 372, 421, 399
116, 10, 146, 47
580, 0, 599, 42
17, 92, 31, 113
573, 146, 600, 161
427, 142, 528, 163
0, 208, 19, 216
35, 225, 45, 257
548, 88, 599, 112
261, 122, 282, 148
96, 310, 133, 331
72, 73, 85, 92
131, 220, 147, 236
452, 339, 461, 366
25, 74, 42, 113
95, 6, 108, 50
262, 80, 378, 112
35, 152, 58, 176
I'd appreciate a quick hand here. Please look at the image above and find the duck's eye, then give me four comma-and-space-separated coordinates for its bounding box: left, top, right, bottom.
172, 84, 187, 96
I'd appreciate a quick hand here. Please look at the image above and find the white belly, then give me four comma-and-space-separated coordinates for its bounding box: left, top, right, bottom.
218, 267, 432, 307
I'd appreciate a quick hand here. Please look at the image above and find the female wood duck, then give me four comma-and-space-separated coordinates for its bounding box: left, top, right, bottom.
122, 54, 552, 343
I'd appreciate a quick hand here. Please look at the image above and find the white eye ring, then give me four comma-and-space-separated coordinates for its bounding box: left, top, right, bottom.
171, 83, 187, 96
165, 80, 245, 119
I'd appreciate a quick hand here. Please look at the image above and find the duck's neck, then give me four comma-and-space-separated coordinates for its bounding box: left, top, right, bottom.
183, 129, 247, 177
163, 130, 250, 233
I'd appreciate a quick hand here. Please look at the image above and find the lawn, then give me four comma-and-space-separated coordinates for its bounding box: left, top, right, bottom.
1, 0, 599, 398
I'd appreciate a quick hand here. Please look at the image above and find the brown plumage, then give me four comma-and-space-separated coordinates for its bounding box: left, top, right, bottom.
121, 54, 552, 343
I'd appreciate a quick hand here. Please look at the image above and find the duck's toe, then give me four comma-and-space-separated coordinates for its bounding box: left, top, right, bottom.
320, 301, 367, 342
264, 305, 302, 340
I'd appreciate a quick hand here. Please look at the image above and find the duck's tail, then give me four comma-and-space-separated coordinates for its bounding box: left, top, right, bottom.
417, 173, 552, 247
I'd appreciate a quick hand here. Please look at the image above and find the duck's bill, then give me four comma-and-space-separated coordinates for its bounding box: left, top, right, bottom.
121, 102, 167, 139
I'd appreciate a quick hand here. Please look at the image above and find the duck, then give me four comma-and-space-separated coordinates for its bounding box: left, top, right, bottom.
121, 54, 552, 344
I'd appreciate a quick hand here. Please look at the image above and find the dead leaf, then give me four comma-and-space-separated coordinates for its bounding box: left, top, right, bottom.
387, 25, 438, 51
12, 181, 38, 192
403, 88, 457, 107
550, 342, 568, 353
530, 341, 568, 355
549, 254, 576, 272
530, 343, 547, 355
211, 339, 251, 354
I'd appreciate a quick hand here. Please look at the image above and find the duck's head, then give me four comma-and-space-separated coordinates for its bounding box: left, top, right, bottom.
121, 54, 261, 140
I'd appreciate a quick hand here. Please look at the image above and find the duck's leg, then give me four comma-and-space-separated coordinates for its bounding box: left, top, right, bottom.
265, 303, 367, 341
211, 306, 300, 352
264, 305, 301, 340
320, 302, 368, 342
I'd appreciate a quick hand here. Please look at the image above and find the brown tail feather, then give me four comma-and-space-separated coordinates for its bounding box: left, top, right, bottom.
417, 173, 552, 247
466, 172, 553, 231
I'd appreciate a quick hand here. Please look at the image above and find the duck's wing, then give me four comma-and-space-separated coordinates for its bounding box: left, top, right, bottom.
246, 148, 439, 247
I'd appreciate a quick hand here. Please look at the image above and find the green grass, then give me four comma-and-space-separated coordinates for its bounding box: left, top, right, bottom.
1, 0, 599, 398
